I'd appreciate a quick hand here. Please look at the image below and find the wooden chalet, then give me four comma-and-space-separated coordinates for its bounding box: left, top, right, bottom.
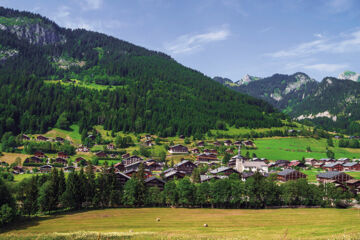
317, 171, 353, 184
224, 140, 232, 146
25, 156, 43, 164
346, 179, 360, 194
234, 141, 242, 146
95, 151, 107, 158
58, 152, 69, 159
243, 140, 255, 147
124, 168, 152, 178
196, 153, 218, 162
313, 162, 324, 168
179, 135, 185, 139
277, 169, 307, 182
197, 141, 205, 147
114, 172, 131, 188
225, 149, 234, 154
168, 144, 188, 154
54, 157, 68, 165
174, 160, 197, 175
322, 162, 343, 171
123, 155, 143, 166
200, 175, 221, 183
145, 177, 165, 190
305, 158, 317, 166
114, 162, 125, 172
162, 169, 186, 181
36, 135, 48, 141
191, 148, 200, 154
21, 134, 30, 140
55, 137, 65, 143
74, 157, 87, 167
34, 151, 45, 158
40, 165, 52, 173
288, 160, 305, 168
76, 146, 89, 152
210, 166, 239, 176
343, 162, 360, 171
88, 134, 96, 140
144, 140, 153, 147
203, 149, 218, 154
122, 153, 130, 159
213, 141, 221, 147
12, 166, 24, 174
145, 161, 163, 171
107, 143, 115, 150
273, 160, 290, 168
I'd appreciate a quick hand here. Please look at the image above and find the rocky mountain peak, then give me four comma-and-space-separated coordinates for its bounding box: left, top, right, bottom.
338, 71, 360, 82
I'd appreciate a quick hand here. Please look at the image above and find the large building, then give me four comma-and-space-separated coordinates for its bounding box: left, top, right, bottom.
277, 169, 307, 182
234, 146, 268, 173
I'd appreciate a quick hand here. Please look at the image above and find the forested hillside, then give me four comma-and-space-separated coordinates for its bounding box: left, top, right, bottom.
0, 7, 284, 139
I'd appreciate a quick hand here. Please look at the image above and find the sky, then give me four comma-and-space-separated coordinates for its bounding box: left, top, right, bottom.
0, 0, 359, 81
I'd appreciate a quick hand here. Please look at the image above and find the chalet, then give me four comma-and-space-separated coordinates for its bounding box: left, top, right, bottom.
95, 151, 107, 158
77, 146, 89, 152
74, 157, 87, 167
191, 148, 200, 154
114, 162, 125, 172
322, 162, 343, 172
179, 135, 185, 139
241, 172, 255, 181
197, 153, 218, 163
305, 158, 317, 166
346, 179, 360, 194
12, 166, 24, 174
64, 166, 75, 172
122, 153, 130, 159
25, 156, 43, 164
21, 134, 30, 140
123, 155, 143, 166
88, 134, 96, 140
197, 141, 205, 147
243, 140, 255, 147
54, 157, 68, 165
174, 160, 197, 175
145, 177, 165, 190
125, 161, 143, 172
163, 170, 186, 181
168, 144, 188, 154
114, 172, 131, 187
313, 162, 324, 168
203, 149, 218, 154
107, 143, 115, 150
288, 160, 305, 168
210, 166, 239, 176
124, 168, 152, 178
224, 140, 232, 146
319, 158, 335, 164
58, 152, 69, 159
36, 135, 49, 141
337, 158, 350, 163
237, 160, 269, 173
40, 165, 52, 173
145, 135, 152, 140
200, 175, 221, 183
273, 160, 290, 168
213, 141, 221, 147
317, 171, 353, 184
225, 149, 234, 154
34, 151, 45, 158
144, 140, 153, 147
334, 135, 341, 139
343, 162, 360, 171
234, 141, 242, 146
110, 153, 118, 158
145, 161, 163, 171
277, 169, 307, 182
55, 137, 65, 143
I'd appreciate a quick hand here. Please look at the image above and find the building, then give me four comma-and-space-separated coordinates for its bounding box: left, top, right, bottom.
346, 179, 360, 194
54, 157, 68, 165
243, 140, 255, 147
64, 166, 75, 172
196, 153, 218, 163
234, 146, 268, 173
343, 162, 360, 171
162, 169, 186, 181
34, 151, 45, 158
197, 141, 205, 147
168, 144, 188, 154
114, 172, 131, 188
322, 162, 343, 172
107, 143, 115, 150
55, 137, 65, 143
40, 165, 52, 173
122, 153, 130, 159
95, 151, 107, 158
144, 140, 153, 147
24, 156, 43, 164
224, 140, 232, 146
123, 155, 143, 166
288, 160, 305, 168
213, 141, 221, 147
317, 171, 353, 184
210, 166, 239, 176
124, 168, 152, 178
58, 152, 69, 159
277, 169, 307, 182
21, 134, 30, 140
36, 135, 49, 141
114, 162, 125, 172
174, 160, 197, 175
191, 148, 200, 154
145, 177, 165, 190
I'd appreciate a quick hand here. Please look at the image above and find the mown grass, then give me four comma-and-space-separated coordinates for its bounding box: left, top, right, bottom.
43, 124, 81, 145
1, 208, 360, 239
0, 153, 30, 165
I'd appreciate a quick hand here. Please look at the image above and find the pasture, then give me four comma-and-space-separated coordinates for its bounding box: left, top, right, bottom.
1, 208, 360, 239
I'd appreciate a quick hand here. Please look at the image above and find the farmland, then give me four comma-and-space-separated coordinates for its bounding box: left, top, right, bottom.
1, 208, 360, 240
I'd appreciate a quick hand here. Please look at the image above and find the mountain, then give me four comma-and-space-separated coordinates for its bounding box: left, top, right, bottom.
215, 71, 360, 134
236, 74, 262, 85
0, 7, 284, 138
338, 71, 360, 82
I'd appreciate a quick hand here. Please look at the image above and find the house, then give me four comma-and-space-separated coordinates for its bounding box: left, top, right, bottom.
114, 162, 125, 172
76, 146, 89, 152
313, 162, 325, 168
234, 141, 242, 146
64, 166, 75, 172
114, 172, 131, 188
241, 172, 255, 181
25, 156, 43, 164
54, 157, 68, 165
125, 161, 144, 172
88, 134, 96, 140
305, 158, 317, 166
145, 161, 163, 171
124, 168, 152, 178
179, 135, 185, 139
225, 149, 234, 154
34, 151, 45, 158
203, 149, 218, 154
197, 141, 205, 147
273, 160, 290, 168
36, 135, 49, 141
144, 140, 153, 147
168, 144, 188, 154
95, 151, 107, 158
213, 141, 221, 147
123, 155, 143, 166
322, 162, 343, 172
58, 152, 69, 159
243, 140, 255, 147
40, 165, 52, 173
107, 143, 115, 150
145, 177, 165, 190
12, 166, 24, 174
337, 158, 350, 163
74, 157, 87, 167
55, 137, 65, 143
319, 158, 335, 164
346, 179, 360, 194
288, 160, 306, 168
145, 135, 152, 140
237, 160, 269, 173
162, 170, 186, 181
174, 160, 197, 175
122, 153, 130, 159
191, 148, 200, 154
200, 175, 221, 183
21, 134, 30, 140
224, 140, 232, 146
197, 153, 218, 163
210, 166, 239, 176
317, 171, 353, 184
343, 162, 360, 171
277, 169, 307, 182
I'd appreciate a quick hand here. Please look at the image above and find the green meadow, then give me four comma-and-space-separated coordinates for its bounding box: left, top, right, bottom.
1, 208, 360, 240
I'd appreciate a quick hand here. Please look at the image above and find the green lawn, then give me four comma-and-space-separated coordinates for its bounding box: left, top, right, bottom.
244, 137, 360, 161
44, 124, 82, 144
1, 208, 360, 239
44, 79, 121, 91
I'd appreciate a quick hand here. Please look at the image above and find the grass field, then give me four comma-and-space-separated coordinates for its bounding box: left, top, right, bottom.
43, 124, 81, 145
0, 152, 30, 165
1, 208, 360, 239
245, 137, 360, 161
44, 79, 119, 91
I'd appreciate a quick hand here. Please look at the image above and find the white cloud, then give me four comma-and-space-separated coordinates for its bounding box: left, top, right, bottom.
267, 30, 360, 58
164, 27, 230, 54
78, 0, 103, 11
303, 63, 348, 72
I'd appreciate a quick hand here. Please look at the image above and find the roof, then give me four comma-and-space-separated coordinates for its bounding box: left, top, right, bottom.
170, 144, 187, 148
164, 170, 185, 178
323, 163, 341, 168
145, 176, 165, 184
343, 162, 358, 167
277, 169, 297, 176
243, 161, 267, 168
115, 172, 131, 179
174, 160, 195, 167
317, 171, 342, 179
346, 179, 360, 184
200, 175, 218, 182
242, 172, 255, 178
210, 166, 234, 174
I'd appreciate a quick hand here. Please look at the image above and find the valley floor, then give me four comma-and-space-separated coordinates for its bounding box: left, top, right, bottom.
1, 208, 360, 239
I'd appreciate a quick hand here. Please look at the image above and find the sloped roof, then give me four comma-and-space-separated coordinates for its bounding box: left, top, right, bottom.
145, 176, 165, 184
277, 169, 297, 176
343, 162, 358, 167
317, 171, 342, 179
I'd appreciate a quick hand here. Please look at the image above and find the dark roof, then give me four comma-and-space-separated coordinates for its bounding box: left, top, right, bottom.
174, 160, 196, 168
323, 163, 341, 168
145, 176, 165, 184
277, 169, 297, 176
210, 166, 235, 174
115, 172, 131, 179
317, 171, 342, 179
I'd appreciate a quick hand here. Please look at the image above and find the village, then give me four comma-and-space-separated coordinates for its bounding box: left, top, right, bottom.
3, 133, 360, 196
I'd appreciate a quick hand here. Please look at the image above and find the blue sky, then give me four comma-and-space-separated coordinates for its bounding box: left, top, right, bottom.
0, 0, 359, 81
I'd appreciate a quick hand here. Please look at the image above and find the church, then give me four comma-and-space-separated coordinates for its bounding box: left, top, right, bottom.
233, 145, 269, 173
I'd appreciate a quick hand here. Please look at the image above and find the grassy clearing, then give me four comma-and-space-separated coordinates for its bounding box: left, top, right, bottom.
245, 137, 360, 161
0, 153, 30, 165
44, 79, 119, 91
43, 124, 81, 145
1, 208, 360, 239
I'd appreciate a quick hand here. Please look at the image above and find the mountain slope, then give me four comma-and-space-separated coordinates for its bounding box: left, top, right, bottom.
0, 7, 284, 138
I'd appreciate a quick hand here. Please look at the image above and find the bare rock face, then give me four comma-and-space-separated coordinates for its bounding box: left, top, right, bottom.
0, 18, 66, 45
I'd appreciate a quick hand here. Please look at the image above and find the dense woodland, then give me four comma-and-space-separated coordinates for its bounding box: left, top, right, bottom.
0, 7, 284, 140
0, 165, 354, 226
